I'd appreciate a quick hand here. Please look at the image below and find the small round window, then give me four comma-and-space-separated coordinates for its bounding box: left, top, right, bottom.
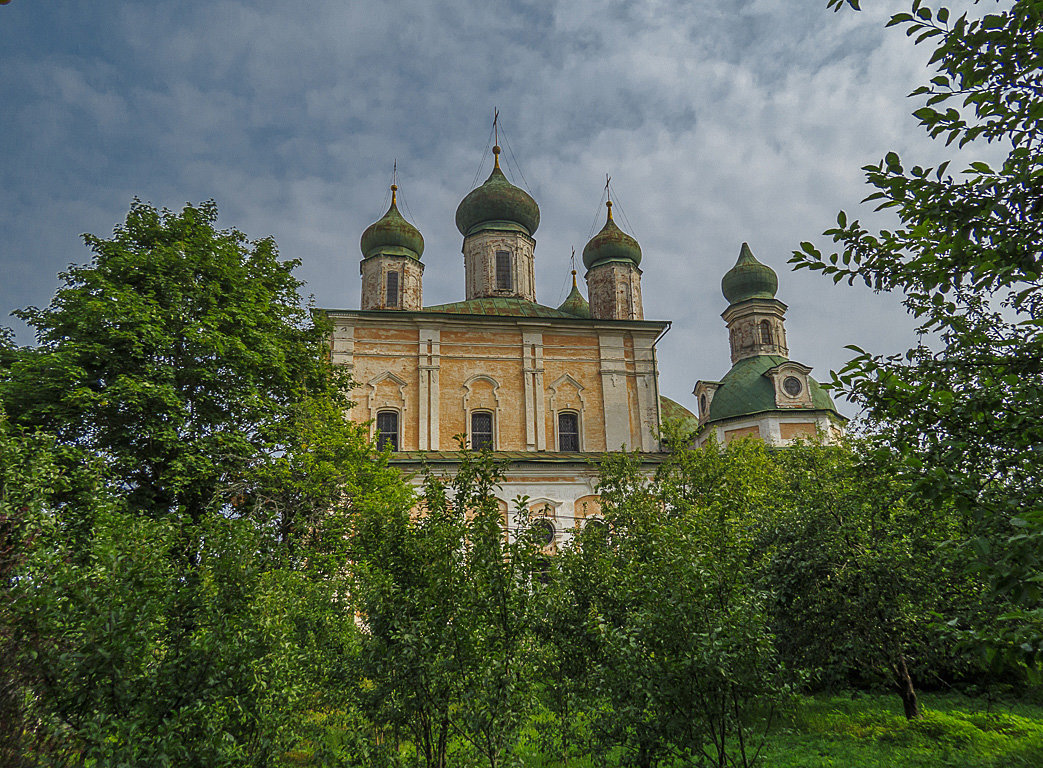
783, 376, 803, 397
532, 519, 555, 546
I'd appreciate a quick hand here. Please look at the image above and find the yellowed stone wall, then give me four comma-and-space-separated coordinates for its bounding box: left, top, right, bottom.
330, 312, 663, 454
542, 331, 604, 451
438, 327, 525, 449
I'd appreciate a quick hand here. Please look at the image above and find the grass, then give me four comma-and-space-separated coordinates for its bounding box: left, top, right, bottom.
758, 692, 1043, 767
286, 692, 1043, 767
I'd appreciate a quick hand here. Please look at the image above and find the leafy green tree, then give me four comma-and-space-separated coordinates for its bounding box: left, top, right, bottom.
530, 516, 608, 764
0, 201, 406, 766
349, 448, 541, 768
577, 440, 790, 768
4, 199, 345, 527
765, 440, 995, 719
0, 413, 66, 767
794, 0, 1043, 656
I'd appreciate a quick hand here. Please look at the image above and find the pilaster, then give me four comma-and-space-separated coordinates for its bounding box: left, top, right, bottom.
418, 328, 441, 450
598, 333, 630, 450
522, 331, 546, 450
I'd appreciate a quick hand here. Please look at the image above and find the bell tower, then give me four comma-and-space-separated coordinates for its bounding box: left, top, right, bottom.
583, 198, 644, 321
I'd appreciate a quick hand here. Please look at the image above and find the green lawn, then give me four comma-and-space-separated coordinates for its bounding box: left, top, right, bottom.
289, 692, 1043, 767
757, 693, 1043, 768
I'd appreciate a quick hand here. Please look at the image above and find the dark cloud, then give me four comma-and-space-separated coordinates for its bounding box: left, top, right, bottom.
2, 0, 974, 414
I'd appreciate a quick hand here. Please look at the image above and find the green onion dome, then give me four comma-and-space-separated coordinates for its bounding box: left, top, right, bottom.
582, 200, 641, 270
557, 271, 590, 318
721, 242, 778, 304
455, 146, 540, 237
360, 185, 424, 260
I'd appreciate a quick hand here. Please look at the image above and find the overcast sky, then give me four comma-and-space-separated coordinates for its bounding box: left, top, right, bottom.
1, 0, 971, 415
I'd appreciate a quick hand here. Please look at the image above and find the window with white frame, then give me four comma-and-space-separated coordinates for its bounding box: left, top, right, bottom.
471, 411, 494, 450
375, 410, 399, 451
557, 411, 580, 451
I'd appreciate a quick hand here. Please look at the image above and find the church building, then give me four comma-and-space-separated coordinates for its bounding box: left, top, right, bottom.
324, 142, 843, 544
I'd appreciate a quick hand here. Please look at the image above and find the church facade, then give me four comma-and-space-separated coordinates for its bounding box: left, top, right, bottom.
324, 143, 843, 544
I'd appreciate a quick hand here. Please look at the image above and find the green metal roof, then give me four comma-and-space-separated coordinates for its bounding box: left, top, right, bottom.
556, 280, 590, 318
455, 151, 540, 237
706, 354, 842, 423
422, 297, 591, 318
583, 205, 642, 269
360, 195, 424, 261
659, 395, 699, 432
722, 243, 778, 304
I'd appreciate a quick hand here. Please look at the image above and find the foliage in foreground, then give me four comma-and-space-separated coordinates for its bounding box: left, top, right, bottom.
793, 0, 1043, 657
289, 693, 1043, 768
0, 201, 410, 766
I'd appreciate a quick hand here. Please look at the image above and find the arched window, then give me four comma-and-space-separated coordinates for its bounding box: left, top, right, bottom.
386, 271, 399, 308
557, 411, 580, 452
375, 410, 399, 451
471, 411, 494, 450
760, 319, 772, 345
495, 251, 512, 290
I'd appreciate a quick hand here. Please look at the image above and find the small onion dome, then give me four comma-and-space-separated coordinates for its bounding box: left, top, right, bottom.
360, 185, 424, 260
582, 200, 641, 270
557, 271, 590, 318
455, 146, 540, 237
721, 242, 778, 304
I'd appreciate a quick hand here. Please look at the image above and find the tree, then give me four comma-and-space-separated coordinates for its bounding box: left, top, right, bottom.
0, 200, 406, 765
793, 0, 1043, 656
349, 448, 542, 768
576, 440, 790, 768
765, 440, 996, 719
3, 199, 346, 527
0, 412, 66, 766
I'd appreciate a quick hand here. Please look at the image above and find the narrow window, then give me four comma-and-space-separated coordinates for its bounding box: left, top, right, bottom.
495, 251, 512, 291
558, 412, 579, 452
386, 271, 400, 308
760, 319, 772, 345
471, 411, 493, 450
375, 410, 399, 451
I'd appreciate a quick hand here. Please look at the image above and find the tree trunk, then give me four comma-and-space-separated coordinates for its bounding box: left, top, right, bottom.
895, 654, 920, 720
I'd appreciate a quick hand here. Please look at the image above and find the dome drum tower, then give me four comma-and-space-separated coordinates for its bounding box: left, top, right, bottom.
583, 200, 644, 321
359, 185, 425, 311
455, 145, 540, 302
721, 242, 788, 363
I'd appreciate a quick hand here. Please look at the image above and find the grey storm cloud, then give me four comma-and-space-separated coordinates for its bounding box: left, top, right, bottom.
2, 0, 971, 415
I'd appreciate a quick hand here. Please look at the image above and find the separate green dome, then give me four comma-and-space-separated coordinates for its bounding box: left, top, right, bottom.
721, 243, 778, 304
360, 186, 424, 260
557, 272, 590, 318
582, 201, 642, 269
706, 354, 841, 423
455, 146, 540, 237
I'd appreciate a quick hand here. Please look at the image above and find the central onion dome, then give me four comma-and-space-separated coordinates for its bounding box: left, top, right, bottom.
582, 200, 642, 270
721, 242, 778, 304
455, 146, 540, 237
360, 185, 424, 260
